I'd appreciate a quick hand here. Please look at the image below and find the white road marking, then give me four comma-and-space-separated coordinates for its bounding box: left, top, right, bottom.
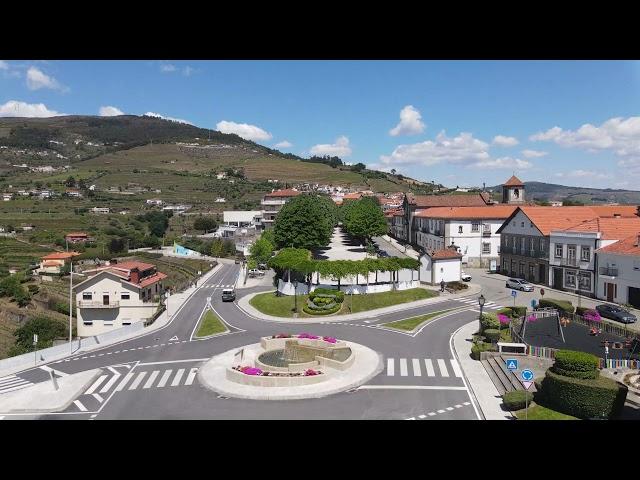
138, 358, 208, 366
399, 358, 408, 376
99, 373, 121, 393
428, 412, 436, 416
171, 368, 185, 386
0, 383, 32, 394
144, 346, 151, 349
85, 375, 108, 395
418, 414, 426, 419
73, 400, 87, 412
386, 358, 394, 376
169, 336, 179, 341
412, 358, 421, 376
107, 367, 119, 375
185, 368, 198, 385
90, 414, 97, 419
450, 358, 463, 378
92, 393, 104, 403
437, 359, 449, 377
455, 404, 462, 408
424, 359, 435, 377
437, 409, 445, 413
446, 407, 454, 411
463, 402, 471, 406
90, 355, 96, 358
143, 371, 160, 389
157, 369, 172, 388
115, 372, 135, 391
358, 385, 468, 391
0, 416, 5, 420
128, 372, 147, 390
114, 351, 120, 354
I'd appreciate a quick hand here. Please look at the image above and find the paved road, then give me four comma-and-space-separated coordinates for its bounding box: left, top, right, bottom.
0, 264, 507, 420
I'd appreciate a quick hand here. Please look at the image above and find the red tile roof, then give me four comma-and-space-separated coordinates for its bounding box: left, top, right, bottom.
555, 217, 640, 240
342, 192, 363, 200
65, 232, 88, 237
41, 252, 81, 260
87, 261, 166, 288
415, 205, 517, 219
429, 248, 463, 260
264, 189, 300, 198
503, 175, 524, 187
138, 272, 168, 288
111, 261, 156, 272
596, 232, 640, 256
407, 193, 492, 208
587, 205, 638, 217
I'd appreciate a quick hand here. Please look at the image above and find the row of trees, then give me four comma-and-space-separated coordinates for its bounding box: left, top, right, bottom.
268, 248, 420, 289
273, 194, 338, 250
340, 196, 388, 245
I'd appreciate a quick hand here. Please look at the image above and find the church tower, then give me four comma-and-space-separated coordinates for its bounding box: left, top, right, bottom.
502, 175, 525, 204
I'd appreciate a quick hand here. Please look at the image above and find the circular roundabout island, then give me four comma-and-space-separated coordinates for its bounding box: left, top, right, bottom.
197, 333, 383, 400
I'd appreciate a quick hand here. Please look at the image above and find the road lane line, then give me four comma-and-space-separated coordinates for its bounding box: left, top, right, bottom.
399, 359, 408, 376
357, 385, 468, 391
437, 359, 449, 377
138, 358, 208, 366
99, 373, 121, 393
450, 358, 463, 378
85, 375, 108, 395
185, 368, 198, 385
107, 367, 119, 375
157, 370, 173, 388
412, 358, 421, 377
128, 372, 147, 390
114, 372, 135, 391
424, 359, 435, 377
171, 368, 185, 386
386, 358, 394, 376
143, 371, 160, 389
73, 400, 88, 412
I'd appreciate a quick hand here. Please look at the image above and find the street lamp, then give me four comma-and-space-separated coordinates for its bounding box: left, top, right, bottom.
478, 294, 486, 333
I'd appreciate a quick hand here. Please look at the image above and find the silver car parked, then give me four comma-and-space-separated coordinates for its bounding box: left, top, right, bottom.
506, 278, 534, 292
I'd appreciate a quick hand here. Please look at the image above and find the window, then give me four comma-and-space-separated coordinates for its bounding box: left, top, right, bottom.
530, 222, 534, 228
121, 293, 130, 300
555, 244, 563, 258
512, 221, 516, 226
482, 242, 491, 254
122, 318, 131, 326
530, 238, 535, 251
521, 221, 525, 227
521, 237, 526, 252
634, 260, 640, 271
512, 237, 516, 248
519, 263, 525, 276
581, 247, 590, 262
565, 270, 576, 288
578, 272, 591, 291
458, 226, 463, 234
82, 292, 92, 300
471, 222, 479, 232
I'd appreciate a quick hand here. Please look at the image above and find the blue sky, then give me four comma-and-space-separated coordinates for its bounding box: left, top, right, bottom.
1, 60, 639, 189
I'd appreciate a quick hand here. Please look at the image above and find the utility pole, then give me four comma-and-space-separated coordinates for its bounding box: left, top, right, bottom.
69, 260, 73, 354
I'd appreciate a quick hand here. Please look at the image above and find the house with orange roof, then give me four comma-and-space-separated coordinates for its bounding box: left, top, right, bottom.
65, 231, 92, 243
595, 232, 640, 308
419, 245, 463, 285
72, 260, 167, 337
36, 251, 81, 275
260, 188, 301, 227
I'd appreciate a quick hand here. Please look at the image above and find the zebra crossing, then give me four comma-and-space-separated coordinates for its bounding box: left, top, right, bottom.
456, 297, 503, 311
385, 358, 463, 378
202, 284, 235, 289
0, 374, 33, 395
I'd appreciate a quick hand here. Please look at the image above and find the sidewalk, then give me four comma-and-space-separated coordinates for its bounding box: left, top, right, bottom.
452, 320, 512, 420
378, 235, 420, 259
236, 283, 481, 324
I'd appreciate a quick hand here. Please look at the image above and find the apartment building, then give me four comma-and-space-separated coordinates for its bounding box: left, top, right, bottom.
260, 188, 300, 227
596, 232, 640, 307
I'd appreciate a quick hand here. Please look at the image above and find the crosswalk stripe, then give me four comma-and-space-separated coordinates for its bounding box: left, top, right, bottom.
85, 375, 108, 395
450, 359, 463, 378
157, 369, 173, 388
73, 400, 87, 412
128, 372, 147, 390
115, 372, 135, 392
0, 378, 29, 387
387, 358, 394, 376
99, 373, 121, 393
143, 370, 160, 389
399, 359, 408, 377
412, 359, 421, 377
171, 368, 185, 386
92, 393, 104, 403
424, 359, 435, 377
185, 368, 198, 385
0, 383, 33, 394
437, 359, 449, 377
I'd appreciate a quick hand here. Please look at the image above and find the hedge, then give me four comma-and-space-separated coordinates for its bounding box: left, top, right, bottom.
480, 313, 499, 333
446, 281, 468, 291
471, 342, 495, 360
302, 304, 342, 315
310, 288, 344, 303
502, 391, 534, 411
538, 298, 575, 314
539, 369, 627, 419
551, 350, 599, 379
484, 329, 500, 343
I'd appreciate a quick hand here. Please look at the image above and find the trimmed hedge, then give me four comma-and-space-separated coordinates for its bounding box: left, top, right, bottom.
302, 304, 341, 315
446, 281, 469, 291
538, 298, 575, 314
509, 306, 527, 317
484, 328, 500, 343
502, 390, 534, 411
551, 350, 599, 379
309, 288, 344, 303
471, 342, 495, 360
480, 313, 499, 333
539, 369, 627, 419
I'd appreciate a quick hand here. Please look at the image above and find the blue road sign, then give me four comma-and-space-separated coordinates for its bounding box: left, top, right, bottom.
521, 369, 534, 381
511, 290, 517, 297
531, 299, 537, 308
506, 359, 518, 370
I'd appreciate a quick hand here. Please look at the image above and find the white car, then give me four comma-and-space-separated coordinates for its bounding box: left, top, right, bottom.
461, 272, 472, 282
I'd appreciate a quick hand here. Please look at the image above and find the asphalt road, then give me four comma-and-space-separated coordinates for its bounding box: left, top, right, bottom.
0, 264, 504, 420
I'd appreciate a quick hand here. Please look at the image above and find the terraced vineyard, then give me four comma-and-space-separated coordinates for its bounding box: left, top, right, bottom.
0, 238, 52, 272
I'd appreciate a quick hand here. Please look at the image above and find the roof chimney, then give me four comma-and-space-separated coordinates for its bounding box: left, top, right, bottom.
130, 268, 140, 285
637, 206, 640, 217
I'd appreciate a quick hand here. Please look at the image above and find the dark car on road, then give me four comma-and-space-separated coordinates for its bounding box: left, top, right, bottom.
595, 304, 637, 324
221, 288, 236, 302
377, 251, 390, 258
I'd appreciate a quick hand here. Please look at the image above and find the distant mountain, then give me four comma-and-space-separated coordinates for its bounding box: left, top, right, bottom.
488, 181, 640, 205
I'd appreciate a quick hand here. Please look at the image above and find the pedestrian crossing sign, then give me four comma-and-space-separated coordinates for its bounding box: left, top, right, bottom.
506, 359, 518, 370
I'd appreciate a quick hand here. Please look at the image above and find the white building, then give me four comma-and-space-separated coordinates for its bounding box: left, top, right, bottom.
2, 193, 12, 201
73, 261, 167, 337
260, 189, 300, 227
91, 207, 110, 214
596, 232, 640, 307
215, 197, 226, 203
146, 199, 163, 206
414, 205, 517, 268
216, 211, 263, 238
162, 204, 190, 214
419, 247, 463, 285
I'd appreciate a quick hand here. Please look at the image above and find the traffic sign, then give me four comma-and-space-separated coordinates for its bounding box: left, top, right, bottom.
540, 288, 545, 297
33, 334, 38, 344
506, 359, 518, 370
531, 299, 537, 308
521, 369, 534, 381
511, 290, 517, 297
522, 381, 534, 390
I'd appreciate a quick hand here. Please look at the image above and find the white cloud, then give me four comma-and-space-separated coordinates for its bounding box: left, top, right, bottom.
492, 135, 519, 147
472, 157, 532, 170
144, 112, 193, 125
99, 106, 124, 116
274, 140, 292, 149
389, 105, 426, 136
0, 61, 8, 70
554, 169, 613, 180
182, 66, 195, 76
216, 120, 272, 141
160, 63, 176, 73
521, 149, 548, 158
309, 135, 352, 157
0, 100, 63, 117
26, 67, 68, 92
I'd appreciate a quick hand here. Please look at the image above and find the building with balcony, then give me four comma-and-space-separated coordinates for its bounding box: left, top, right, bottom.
215, 210, 263, 238
260, 188, 300, 227
595, 232, 640, 307
73, 261, 167, 337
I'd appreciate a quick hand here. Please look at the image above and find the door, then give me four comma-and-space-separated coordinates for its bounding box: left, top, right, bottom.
629, 287, 640, 308
553, 268, 563, 289
103, 294, 110, 306
606, 283, 614, 302
539, 264, 546, 284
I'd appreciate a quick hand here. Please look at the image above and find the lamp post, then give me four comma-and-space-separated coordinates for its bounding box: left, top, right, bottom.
69, 260, 73, 354
293, 280, 298, 317
478, 294, 486, 334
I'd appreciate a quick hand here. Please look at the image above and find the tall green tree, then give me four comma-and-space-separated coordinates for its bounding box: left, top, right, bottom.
250, 236, 274, 264
342, 197, 388, 243
273, 194, 333, 249
210, 238, 224, 258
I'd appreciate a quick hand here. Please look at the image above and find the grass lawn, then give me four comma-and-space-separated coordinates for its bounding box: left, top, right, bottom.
383, 308, 459, 331
195, 310, 228, 337
348, 288, 437, 313
249, 292, 316, 317
515, 404, 577, 420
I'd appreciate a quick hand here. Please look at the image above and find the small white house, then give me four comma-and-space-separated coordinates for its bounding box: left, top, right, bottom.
215, 197, 226, 203
419, 248, 463, 285
91, 207, 110, 214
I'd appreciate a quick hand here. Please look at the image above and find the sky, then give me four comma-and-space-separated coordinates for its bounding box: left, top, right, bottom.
1, 60, 640, 189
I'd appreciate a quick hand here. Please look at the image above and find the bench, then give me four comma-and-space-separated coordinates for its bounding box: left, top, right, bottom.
497, 342, 527, 354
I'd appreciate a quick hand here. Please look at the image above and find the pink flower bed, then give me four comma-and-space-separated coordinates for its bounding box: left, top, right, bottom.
239, 366, 263, 376
322, 336, 337, 343
304, 369, 320, 376
297, 332, 319, 339
527, 314, 537, 323
583, 310, 601, 322
497, 314, 511, 325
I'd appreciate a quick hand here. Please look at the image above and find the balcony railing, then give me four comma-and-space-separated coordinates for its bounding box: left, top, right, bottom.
599, 267, 619, 276
561, 257, 578, 267
78, 300, 120, 309
482, 230, 492, 237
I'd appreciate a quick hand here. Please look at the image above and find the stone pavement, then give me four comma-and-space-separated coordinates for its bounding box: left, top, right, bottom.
377, 235, 419, 259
